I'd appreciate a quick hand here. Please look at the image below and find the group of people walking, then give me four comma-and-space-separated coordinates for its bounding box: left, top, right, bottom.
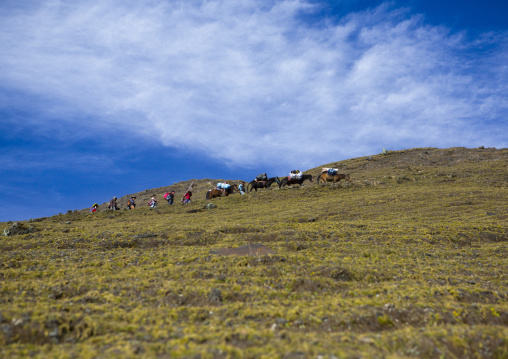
91, 173, 287, 213
91, 189, 192, 212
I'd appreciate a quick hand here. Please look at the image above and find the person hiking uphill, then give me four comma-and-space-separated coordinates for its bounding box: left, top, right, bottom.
238, 181, 246, 195
164, 191, 175, 205
181, 190, 192, 204
149, 195, 158, 208
128, 196, 136, 210
90, 203, 99, 213
108, 197, 119, 210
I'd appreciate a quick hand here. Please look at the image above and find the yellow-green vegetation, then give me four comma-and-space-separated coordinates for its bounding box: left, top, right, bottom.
1, 147, 507, 358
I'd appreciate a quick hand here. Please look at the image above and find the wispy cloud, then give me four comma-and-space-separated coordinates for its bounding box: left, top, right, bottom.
0, 148, 115, 173
1, 0, 507, 170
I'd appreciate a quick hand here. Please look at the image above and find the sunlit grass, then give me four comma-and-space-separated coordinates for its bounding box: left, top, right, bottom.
1, 147, 507, 358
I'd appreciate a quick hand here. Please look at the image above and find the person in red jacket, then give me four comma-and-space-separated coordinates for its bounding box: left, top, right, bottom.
181, 190, 192, 204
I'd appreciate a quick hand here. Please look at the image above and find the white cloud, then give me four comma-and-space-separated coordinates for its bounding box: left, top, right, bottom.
0, 147, 115, 173
1, 0, 507, 170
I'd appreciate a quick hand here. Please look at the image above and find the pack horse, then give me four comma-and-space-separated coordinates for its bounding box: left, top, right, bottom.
206, 183, 238, 199
279, 170, 313, 188
317, 168, 351, 185
247, 173, 280, 192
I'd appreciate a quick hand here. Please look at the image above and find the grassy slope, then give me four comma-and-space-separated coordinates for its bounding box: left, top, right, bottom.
1, 147, 507, 358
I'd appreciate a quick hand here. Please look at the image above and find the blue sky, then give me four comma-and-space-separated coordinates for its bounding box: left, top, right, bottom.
1, 0, 507, 222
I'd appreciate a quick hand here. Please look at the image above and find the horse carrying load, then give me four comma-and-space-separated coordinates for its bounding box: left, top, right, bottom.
279, 171, 312, 188
317, 168, 351, 185
248, 175, 279, 192
206, 182, 238, 199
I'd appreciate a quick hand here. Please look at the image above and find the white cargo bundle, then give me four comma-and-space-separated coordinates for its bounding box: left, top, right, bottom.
216, 182, 231, 189
289, 171, 303, 180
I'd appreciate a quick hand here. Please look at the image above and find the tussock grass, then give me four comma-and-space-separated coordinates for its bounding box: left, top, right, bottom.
1, 147, 507, 358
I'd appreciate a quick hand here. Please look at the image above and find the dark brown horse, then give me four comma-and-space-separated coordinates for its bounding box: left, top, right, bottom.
279, 174, 313, 188
247, 177, 279, 192
317, 172, 351, 185
205, 184, 238, 199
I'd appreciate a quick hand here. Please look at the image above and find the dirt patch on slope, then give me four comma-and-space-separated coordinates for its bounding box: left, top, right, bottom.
209, 243, 275, 257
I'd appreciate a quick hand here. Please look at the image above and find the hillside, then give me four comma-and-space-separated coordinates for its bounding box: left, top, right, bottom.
1, 147, 507, 358
93, 146, 507, 212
